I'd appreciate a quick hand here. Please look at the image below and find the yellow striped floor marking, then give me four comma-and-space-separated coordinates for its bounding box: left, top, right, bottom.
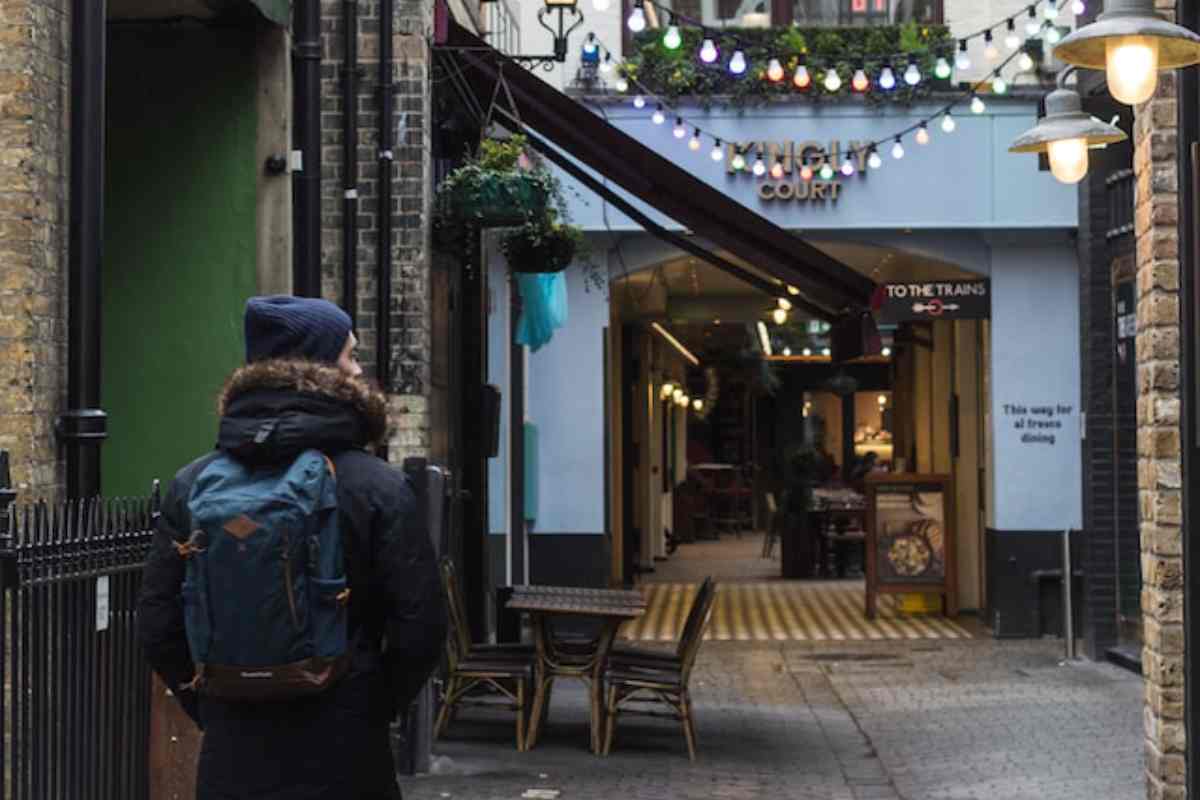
622, 582, 974, 643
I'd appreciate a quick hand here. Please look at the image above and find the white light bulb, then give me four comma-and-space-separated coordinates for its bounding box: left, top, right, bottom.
1018, 51, 1035, 71
1072, 0, 1085, 14
778, 298, 792, 311
971, 95, 986, 114
1046, 27, 1062, 45
600, 57, 613, 75
841, 159, 855, 176
879, 66, 897, 90
1044, 1, 1058, 20
652, 107, 665, 125
593, 0, 611, 9
891, 139, 905, 159
941, 113, 956, 133
1047, 137, 1090, 184
904, 62, 921, 86
628, 6, 646, 32
993, 76, 1008, 94
955, 50, 971, 71
881, 347, 892, 357
673, 119, 686, 138
731, 152, 746, 170
793, 64, 811, 89
916, 125, 930, 145
752, 157, 766, 177
693, 399, 704, 411
787, 285, 800, 295
1106, 36, 1160, 106
688, 132, 701, 151
699, 38, 719, 64
711, 141, 724, 161
767, 58, 785, 83
729, 50, 748, 75
663, 24, 682, 51
782, 347, 792, 357
819, 163, 835, 180
1026, 18, 1042, 36
824, 68, 842, 92
934, 58, 951, 80
615, 77, 629, 92
822, 347, 831, 357
868, 150, 883, 169
772, 308, 788, 325
1006, 30, 1021, 50
633, 95, 646, 109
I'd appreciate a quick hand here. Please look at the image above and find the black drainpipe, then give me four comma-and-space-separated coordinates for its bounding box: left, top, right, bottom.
292, 0, 322, 297
61, 0, 108, 498
377, 0, 394, 391
342, 0, 359, 323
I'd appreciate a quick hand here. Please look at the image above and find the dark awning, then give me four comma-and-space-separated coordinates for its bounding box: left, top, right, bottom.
435, 15, 875, 317
249, 0, 288, 26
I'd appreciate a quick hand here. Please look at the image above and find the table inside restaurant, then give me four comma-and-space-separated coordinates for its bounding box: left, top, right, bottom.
507, 586, 646, 754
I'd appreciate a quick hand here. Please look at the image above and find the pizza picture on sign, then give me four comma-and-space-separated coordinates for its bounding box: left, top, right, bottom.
876, 490, 946, 583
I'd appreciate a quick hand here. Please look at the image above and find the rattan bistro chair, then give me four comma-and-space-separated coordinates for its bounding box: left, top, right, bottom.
435, 558, 534, 751
602, 578, 717, 760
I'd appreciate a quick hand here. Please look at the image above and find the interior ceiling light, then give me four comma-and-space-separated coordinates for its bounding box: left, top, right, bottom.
651, 321, 700, 366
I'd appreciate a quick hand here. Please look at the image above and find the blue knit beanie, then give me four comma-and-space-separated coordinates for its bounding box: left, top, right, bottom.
244, 296, 353, 365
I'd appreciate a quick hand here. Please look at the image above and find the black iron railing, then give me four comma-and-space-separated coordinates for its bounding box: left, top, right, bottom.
0, 452, 157, 800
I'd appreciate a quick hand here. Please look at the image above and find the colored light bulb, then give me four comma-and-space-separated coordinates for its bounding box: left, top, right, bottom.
729, 50, 748, 75
852, 68, 870, 92
731, 152, 746, 171
993, 75, 1008, 94
819, 163, 835, 180
793, 64, 811, 89
934, 58, 951, 80
1018, 51, 1035, 71
663, 24, 682, 50
770, 161, 784, 179
699, 38, 719, 64
800, 164, 814, 181
688, 129, 701, 151
971, 95, 986, 114
916, 124, 930, 145
767, 58, 785, 83
840, 159, 855, 176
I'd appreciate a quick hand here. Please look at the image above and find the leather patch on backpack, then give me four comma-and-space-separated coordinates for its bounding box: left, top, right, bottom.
223, 514, 260, 541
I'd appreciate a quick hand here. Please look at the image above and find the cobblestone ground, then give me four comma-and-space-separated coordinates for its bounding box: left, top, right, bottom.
402, 639, 1143, 800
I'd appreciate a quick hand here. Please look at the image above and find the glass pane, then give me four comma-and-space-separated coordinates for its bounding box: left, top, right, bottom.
657, 0, 771, 27
793, 0, 940, 26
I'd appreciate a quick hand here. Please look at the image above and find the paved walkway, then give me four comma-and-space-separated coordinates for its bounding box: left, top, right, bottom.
404, 638, 1143, 800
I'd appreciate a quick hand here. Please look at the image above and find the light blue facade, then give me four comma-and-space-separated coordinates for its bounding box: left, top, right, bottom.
488, 97, 1084, 582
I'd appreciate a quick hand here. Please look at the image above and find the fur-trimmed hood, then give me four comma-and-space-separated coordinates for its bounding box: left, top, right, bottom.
216, 360, 389, 462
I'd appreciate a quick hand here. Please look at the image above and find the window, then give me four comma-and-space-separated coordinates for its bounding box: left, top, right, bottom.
654, 0, 773, 28
793, 0, 941, 26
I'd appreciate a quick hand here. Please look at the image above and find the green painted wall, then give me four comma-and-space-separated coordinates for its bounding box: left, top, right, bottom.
102, 28, 259, 497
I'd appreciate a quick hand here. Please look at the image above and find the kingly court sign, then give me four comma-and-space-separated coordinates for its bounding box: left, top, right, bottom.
727, 139, 873, 205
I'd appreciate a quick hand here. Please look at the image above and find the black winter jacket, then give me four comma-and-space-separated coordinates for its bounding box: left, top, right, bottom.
136, 360, 447, 800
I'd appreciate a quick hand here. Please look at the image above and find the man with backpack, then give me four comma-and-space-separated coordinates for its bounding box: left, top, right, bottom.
138, 296, 447, 799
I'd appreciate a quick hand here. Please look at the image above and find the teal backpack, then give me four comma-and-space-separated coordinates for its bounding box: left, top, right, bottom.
176, 449, 351, 700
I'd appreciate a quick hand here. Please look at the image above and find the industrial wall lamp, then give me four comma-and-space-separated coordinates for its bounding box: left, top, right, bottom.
510, 0, 585, 69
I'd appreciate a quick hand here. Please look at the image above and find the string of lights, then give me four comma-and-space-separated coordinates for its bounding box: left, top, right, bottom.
580, 0, 1073, 181
618, 0, 1083, 78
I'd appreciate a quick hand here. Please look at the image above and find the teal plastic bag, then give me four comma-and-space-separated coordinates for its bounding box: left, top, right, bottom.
514, 272, 568, 352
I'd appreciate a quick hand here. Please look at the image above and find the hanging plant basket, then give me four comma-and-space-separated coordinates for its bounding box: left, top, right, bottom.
446, 172, 549, 227
501, 221, 582, 274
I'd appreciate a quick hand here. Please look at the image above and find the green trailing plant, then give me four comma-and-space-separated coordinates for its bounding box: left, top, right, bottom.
501, 209, 587, 274
435, 134, 554, 227
621, 23, 953, 109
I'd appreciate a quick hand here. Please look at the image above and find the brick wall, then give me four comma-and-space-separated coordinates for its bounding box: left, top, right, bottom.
0, 0, 68, 494
1133, 4, 1185, 795
319, 0, 432, 462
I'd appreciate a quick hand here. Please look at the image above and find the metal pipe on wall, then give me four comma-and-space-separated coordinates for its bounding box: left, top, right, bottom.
377, 0, 395, 389
292, 0, 322, 297
63, 0, 108, 498
342, 0, 359, 324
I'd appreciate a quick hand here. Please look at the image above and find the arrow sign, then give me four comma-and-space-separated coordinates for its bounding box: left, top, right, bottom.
875, 280, 990, 323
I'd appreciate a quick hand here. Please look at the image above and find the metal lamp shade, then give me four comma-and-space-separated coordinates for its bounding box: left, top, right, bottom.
1008, 87, 1128, 154
1054, 0, 1200, 70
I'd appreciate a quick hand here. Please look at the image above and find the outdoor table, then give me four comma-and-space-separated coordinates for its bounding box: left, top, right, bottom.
809, 488, 868, 577
507, 586, 646, 754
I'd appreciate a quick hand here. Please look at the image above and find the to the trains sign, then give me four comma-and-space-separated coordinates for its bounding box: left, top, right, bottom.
875, 280, 991, 323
